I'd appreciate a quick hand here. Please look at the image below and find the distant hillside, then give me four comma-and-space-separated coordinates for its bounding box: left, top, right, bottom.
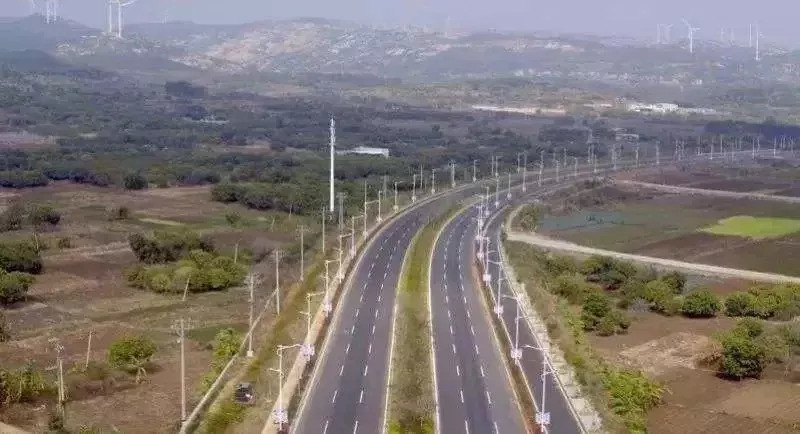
0, 15, 99, 51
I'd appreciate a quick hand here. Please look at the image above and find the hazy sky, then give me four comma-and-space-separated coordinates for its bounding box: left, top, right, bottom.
2, 0, 798, 46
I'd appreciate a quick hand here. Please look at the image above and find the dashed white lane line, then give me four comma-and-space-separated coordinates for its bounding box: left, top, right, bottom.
486, 390, 492, 405
452, 343, 457, 354
353, 420, 359, 434
475, 345, 479, 355
456, 365, 460, 376
471, 326, 475, 336
339, 364, 344, 376
447, 310, 451, 320
368, 342, 372, 354
494, 421, 499, 434
449, 325, 454, 335
345, 343, 350, 354
363, 364, 369, 376
323, 420, 329, 434
460, 389, 465, 403
332, 389, 338, 403
465, 419, 470, 434
355, 308, 360, 317
445, 294, 449, 303
350, 325, 355, 334
359, 389, 364, 403
371, 325, 376, 335
374, 310, 379, 319
481, 365, 485, 377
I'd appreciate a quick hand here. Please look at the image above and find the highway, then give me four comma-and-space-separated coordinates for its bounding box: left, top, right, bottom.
292, 182, 501, 434
430, 199, 525, 434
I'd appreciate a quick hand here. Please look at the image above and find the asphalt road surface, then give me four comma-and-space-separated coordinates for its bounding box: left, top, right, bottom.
430, 199, 526, 434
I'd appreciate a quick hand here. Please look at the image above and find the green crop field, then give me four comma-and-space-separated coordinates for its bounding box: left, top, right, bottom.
700, 216, 800, 240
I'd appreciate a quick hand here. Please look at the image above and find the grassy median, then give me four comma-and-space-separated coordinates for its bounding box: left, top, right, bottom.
387, 209, 457, 434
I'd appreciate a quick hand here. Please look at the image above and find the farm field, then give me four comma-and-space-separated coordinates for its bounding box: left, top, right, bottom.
539, 183, 800, 276
0, 182, 315, 433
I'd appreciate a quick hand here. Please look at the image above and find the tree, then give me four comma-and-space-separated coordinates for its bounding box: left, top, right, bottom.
123, 173, 148, 190
681, 290, 720, 318
0, 271, 35, 305
0, 241, 42, 274
644, 280, 673, 313
107, 206, 130, 221
225, 211, 242, 227
108, 335, 156, 383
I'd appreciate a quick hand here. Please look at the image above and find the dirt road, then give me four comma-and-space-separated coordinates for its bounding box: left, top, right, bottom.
506, 231, 800, 284
614, 180, 800, 204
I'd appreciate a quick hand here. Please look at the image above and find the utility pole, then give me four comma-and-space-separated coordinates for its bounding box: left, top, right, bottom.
472, 159, 477, 182
298, 226, 307, 281
274, 250, 282, 315
538, 150, 544, 187
302, 292, 323, 359
175, 319, 187, 423
431, 168, 437, 195
320, 207, 326, 254
350, 217, 356, 256
393, 182, 399, 212
246, 274, 256, 357
494, 176, 500, 208
573, 157, 578, 178
522, 152, 527, 193
450, 161, 456, 188
516, 153, 521, 173
377, 188, 383, 223
329, 117, 336, 213
84, 330, 93, 370
271, 344, 302, 429
337, 193, 345, 232
323, 260, 335, 315
506, 172, 512, 200
51, 338, 65, 419
412, 173, 417, 203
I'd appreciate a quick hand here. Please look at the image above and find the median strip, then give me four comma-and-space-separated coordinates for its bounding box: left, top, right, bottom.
386, 209, 457, 433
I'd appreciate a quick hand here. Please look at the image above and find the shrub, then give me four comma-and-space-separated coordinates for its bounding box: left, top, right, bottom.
661, 271, 687, 294
0, 271, 35, 305
128, 231, 215, 264
224, 211, 242, 227
717, 324, 766, 379
552, 273, 588, 304
0, 362, 50, 404
211, 183, 245, 203
681, 290, 720, 318
725, 292, 756, 317
582, 255, 637, 290
0, 241, 43, 274
28, 205, 61, 226
644, 280, 674, 314
126, 250, 246, 294
600, 367, 664, 432
516, 204, 541, 231
581, 291, 611, 331
123, 173, 148, 190
0, 311, 9, 342
56, 237, 72, 249
108, 336, 156, 373
107, 206, 130, 221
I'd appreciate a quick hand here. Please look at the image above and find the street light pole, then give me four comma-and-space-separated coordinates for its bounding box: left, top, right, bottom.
298, 225, 307, 281
274, 250, 282, 315
431, 168, 437, 195
321, 207, 326, 254
472, 159, 477, 182
494, 176, 500, 208
506, 172, 512, 200
323, 260, 335, 315
247, 274, 256, 357
450, 161, 456, 188
412, 173, 417, 203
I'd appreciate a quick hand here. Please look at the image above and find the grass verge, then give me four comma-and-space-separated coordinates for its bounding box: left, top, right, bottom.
503, 239, 663, 432
387, 209, 457, 434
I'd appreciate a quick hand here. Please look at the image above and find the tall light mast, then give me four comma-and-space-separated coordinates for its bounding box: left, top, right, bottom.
329, 116, 336, 213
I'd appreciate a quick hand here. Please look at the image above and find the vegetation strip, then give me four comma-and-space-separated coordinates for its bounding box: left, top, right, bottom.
387, 209, 458, 433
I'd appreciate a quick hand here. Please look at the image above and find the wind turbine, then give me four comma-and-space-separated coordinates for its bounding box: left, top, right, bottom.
681, 19, 699, 54
114, 0, 139, 38
755, 23, 763, 61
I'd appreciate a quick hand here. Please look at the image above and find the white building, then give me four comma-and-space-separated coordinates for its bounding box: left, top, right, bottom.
338, 146, 390, 158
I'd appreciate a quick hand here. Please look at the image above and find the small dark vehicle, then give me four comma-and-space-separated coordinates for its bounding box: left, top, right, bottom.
234, 382, 254, 404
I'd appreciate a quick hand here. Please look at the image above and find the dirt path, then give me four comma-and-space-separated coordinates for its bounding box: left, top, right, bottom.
614, 180, 800, 204
506, 231, 800, 284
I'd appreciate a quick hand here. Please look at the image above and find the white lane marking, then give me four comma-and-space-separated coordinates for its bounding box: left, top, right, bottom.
375, 310, 379, 319
372, 325, 376, 335
445, 295, 449, 303
332, 389, 338, 403
378, 294, 382, 303
339, 365, 344, 376
456, 365, 460, 376
368, 343, 373, 354
471, 326, 475, 336
353, 420, 359, 434
452, 343, 457, 354
466, 310, 470, 319
323, 420, 329, 434
345, 343, 350, 354
494, 421, 498, 434
364, 364, 369, 376
350, 325, 355, 334
475, 345, 479, 355
465, 420, 470, 434
449, 325, 454, 335
460, 389, 465, 403
356, 308, 360, 317
463, 295, 467, 304
481, 365, 485, 377
359, 294, 363, 303
359, 389, 364, 403
486, 390, 492, 405
447, 310, 451, 319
